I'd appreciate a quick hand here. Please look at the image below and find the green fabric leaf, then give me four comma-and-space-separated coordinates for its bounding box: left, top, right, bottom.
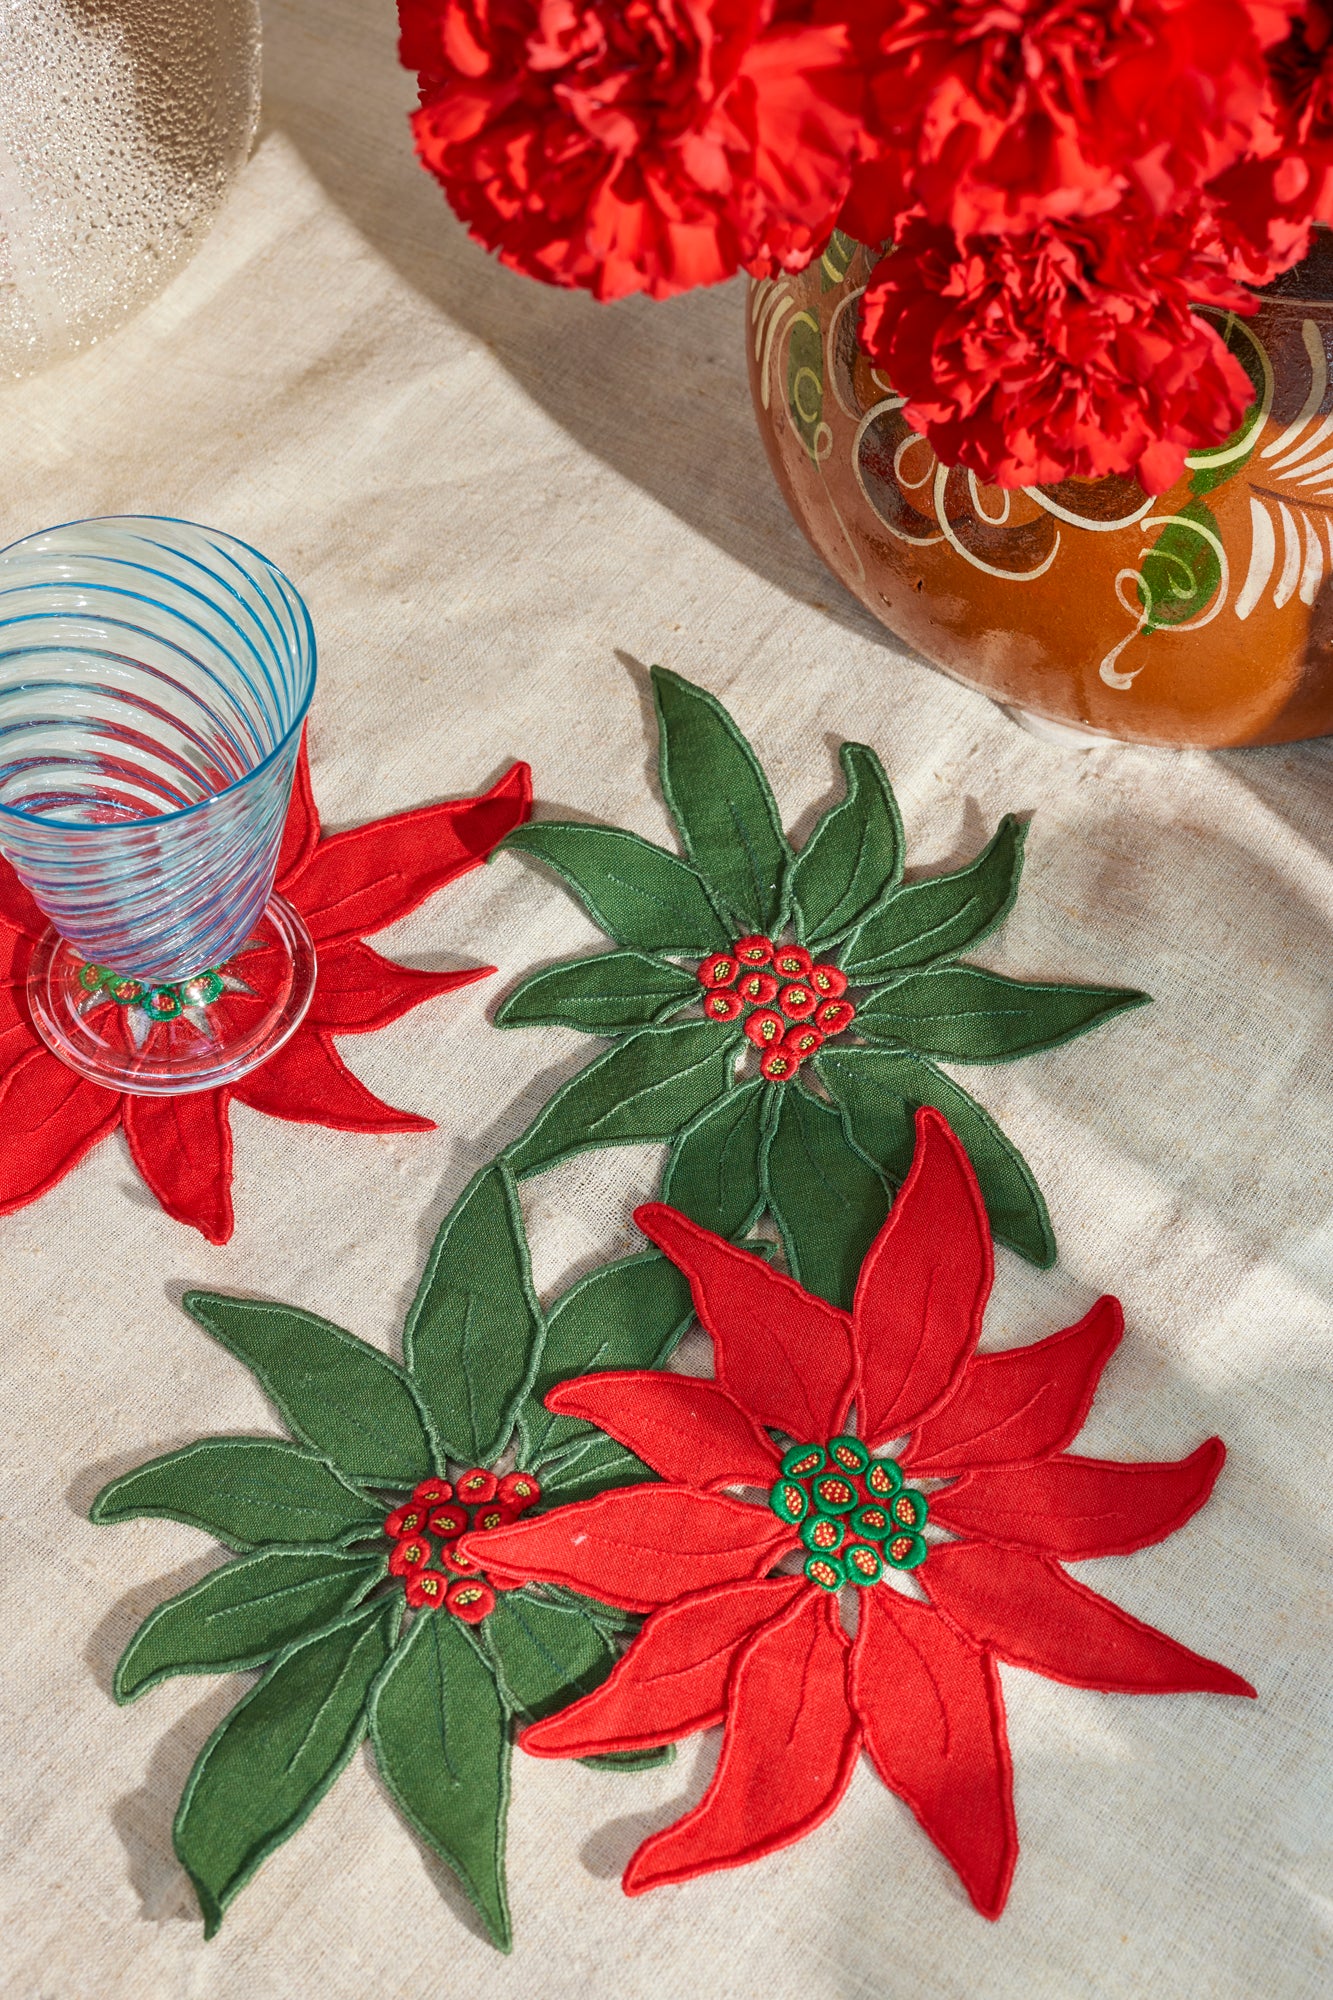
182, 1293, 435, 1489
517, 1252, 693, 1465
537, 1434, 657, 1504
856, 965, 1150, 1063
763, 1082, 889, 1309
495, 949, 698, 1035
536, 1584, 641, 1635
500, 822, 729, 954
790, 744, 905, 949
483, 1588, 617, 1721
402, 1161, 541, 1467
114, 1546, 384, 1703
90, 1439, 381, 1551
840, 816, 1026, 983
368, 1608, 512, 1952
504, 1021, 738, 1179
661, 1077, 770, 1239
174, 1598, 397, 1938
581, 1746, 677, 1771
816, 1044, 1055, 1268
652, 666, 790, 933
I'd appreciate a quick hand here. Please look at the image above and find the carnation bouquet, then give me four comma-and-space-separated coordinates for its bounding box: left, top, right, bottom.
397, 0, 1333, 493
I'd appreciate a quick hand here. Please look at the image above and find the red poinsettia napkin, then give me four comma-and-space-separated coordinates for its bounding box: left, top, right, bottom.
0, 744, 530, 1243
464, 1108, 1253, 1917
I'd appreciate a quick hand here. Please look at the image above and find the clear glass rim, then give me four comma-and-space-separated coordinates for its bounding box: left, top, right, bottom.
0, 513, 317, 833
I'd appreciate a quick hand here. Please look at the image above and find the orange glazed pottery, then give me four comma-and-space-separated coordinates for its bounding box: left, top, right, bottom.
749, 234, 1333, 747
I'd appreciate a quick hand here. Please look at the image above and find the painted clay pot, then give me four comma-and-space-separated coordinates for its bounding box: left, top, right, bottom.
749, 232, 1333, 747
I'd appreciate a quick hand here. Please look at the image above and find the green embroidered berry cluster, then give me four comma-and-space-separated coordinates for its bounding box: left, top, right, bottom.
697, 934, 856, 1083
78, 959, 225, 1021
768, 1436, 928, 1588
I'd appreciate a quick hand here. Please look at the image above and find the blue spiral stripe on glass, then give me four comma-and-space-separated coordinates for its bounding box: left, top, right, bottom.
0, 517, 316, 984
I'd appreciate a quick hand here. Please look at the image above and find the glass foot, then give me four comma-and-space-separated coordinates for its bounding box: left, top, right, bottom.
28, 894, 317, 1096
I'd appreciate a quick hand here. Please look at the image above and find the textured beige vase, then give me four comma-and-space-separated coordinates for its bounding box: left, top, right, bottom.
750, 233, 1333, 747
0, 0, 261, 377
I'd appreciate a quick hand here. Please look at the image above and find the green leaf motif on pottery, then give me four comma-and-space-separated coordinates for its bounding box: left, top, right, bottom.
1187, 311, 1269, 499
1135, 499, 1223, 636
787, 307, 826, 461
820, 229, 857, 291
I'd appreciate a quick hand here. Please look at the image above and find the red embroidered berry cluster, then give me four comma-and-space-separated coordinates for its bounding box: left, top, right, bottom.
697, 936, 856, 1082
384, 1468, 541, 1623
767, 1436, 928, 1590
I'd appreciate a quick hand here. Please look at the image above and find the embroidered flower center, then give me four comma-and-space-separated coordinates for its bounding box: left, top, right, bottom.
384, 1468, 541, 1623
768, 1436, 928, 1587
697, 935, 855, 1082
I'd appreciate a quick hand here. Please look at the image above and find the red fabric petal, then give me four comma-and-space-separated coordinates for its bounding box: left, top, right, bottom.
289, 762, 531, 945
274, 734, 321, 890
0, 859, 44, 941
929, 1440, 1226, 1559
850, 1586, 1016, 1919
923, 1542, 1256, 1696
305, 939, 491, 1034
903, 1297, 1124, 1477
460, 1485, 793, 1613
854, 1107, 993, 1448
521, 1577, 806, 1759
231, 1030, 435, 1133
0, 1048, 121, 1212
623, 1590, 859, 1893
121, 1089, 235, 1244
0, 949, 38, 1078
544, 1371, 782, 1492
635, 1203, 855, 1442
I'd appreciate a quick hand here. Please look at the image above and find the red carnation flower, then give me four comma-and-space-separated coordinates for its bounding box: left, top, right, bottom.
1207, 1, 1333, 283
463, 1109, 1251, 1915
841, 0, 1284, 244
398, 0, 867, 299
860, 206, 1255, 491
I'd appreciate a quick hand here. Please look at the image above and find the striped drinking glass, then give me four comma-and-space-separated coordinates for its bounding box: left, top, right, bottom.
0, 516, 318, 1094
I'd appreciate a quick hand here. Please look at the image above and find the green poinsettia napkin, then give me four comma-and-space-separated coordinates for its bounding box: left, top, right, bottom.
91, 1162, 695, 1949
495, 667, 1147, 1296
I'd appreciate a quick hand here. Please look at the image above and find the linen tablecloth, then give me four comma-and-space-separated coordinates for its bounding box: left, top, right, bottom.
1, 4, 1329, 1994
